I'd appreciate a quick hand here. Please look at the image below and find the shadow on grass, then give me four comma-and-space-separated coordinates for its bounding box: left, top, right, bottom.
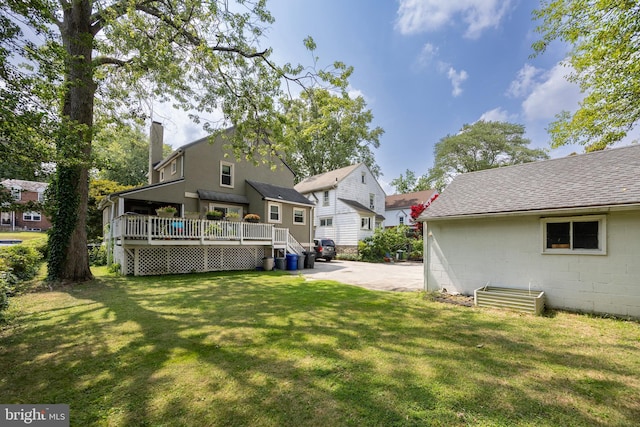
1, 270, 639, 426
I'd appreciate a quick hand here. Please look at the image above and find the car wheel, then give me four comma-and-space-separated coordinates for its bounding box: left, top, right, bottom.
325, 257, 331, 262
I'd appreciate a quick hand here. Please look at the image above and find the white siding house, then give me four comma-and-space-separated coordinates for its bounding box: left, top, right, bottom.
419, 145, 640, 318
385, 190, 437, 228
295, 164, 386, 253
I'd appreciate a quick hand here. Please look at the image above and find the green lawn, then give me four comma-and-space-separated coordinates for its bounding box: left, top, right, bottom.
1, 269, 639, 426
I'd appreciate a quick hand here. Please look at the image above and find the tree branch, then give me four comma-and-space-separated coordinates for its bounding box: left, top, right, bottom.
92, 56, 131, 67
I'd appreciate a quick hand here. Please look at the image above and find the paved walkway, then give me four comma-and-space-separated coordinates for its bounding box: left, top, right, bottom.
292, 259, 424, 292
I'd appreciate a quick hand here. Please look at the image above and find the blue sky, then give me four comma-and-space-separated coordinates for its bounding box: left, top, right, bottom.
156, 0, 598, 193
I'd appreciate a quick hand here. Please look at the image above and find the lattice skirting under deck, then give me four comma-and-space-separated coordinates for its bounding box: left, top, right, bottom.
117, 245, 268, 276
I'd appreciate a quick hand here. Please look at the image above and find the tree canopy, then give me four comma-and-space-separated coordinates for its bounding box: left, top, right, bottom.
389, 169, 430, 194
533, 1, 640, 151
1, 0, 347, 282
279, 88, 383, 181
426, 121, 548, 191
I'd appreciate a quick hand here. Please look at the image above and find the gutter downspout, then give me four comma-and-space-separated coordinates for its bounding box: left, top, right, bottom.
423, 221, 429, 292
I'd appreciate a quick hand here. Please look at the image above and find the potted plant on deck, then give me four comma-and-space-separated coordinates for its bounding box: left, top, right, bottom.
206, 210, 224, 220
225, 212, 240, 222
243, 213, 260, 223
156, 206, 177, 218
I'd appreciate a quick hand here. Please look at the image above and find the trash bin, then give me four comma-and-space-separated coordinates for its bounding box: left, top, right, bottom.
296, 254, 303, 270
262, 257, 274, 271
275, 257, 286, 270
286, 253, 298, 270
303, 251, 315, 268
396, 250, 405, 260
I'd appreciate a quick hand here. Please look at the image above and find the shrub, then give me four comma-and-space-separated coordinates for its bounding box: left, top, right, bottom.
0, 245, 42, 281
89, 244, 108, 266
0, 259, 19, 317
358, 225, 421, 262
20, 235, 49, 259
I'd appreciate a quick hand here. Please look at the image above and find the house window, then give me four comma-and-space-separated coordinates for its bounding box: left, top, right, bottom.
399, 216, 405, 225
268, 202, 281, 223
208, 204, 242, 218
159, 169, 165, 182
220, 161, 234, 188
542, 215, 606, 254
361, 172, 366, 184
323, 190, 330, 206
37, 192, 44, 202
320, 217, 333, 227
1, 212, 10, 225
23, 211, 42, 221
361, 217, 371, 230
369, 193, 375, 210
11, 188, 20, 201
293, 208, 305, 225
171, 160, 177, 175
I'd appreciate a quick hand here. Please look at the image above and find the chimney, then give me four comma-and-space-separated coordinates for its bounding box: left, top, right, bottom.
149, 121, 164, 184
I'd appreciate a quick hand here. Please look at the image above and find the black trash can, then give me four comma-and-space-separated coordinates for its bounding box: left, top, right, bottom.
304, 251, 316, 268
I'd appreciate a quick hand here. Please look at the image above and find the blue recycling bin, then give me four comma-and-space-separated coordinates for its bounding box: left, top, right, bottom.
286, 253, 298, 270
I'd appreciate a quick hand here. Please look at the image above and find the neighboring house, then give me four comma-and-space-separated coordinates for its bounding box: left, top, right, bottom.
385, 190, 437, 228
0, 179, 50, 231
295, 163, 386, 254
101, 122, 314, 276
419, 144, 640, 318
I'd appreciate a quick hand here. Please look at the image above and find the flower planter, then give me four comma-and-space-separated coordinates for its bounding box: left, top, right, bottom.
474, 285, 545, 315
157, 211, 176, 218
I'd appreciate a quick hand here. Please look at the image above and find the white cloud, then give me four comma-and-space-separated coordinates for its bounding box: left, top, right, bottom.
447, 67, 468, 97
521, 63, 582, 121
478, 107, 515, 122
416, 43, 438, 68
395, 0, 513, 39
507, 64, 543, 98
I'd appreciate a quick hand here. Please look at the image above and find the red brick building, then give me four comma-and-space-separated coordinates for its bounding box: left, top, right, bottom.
1, 179, 51, 231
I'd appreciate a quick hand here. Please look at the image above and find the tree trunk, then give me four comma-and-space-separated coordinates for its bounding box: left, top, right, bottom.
48, 0, 95, 282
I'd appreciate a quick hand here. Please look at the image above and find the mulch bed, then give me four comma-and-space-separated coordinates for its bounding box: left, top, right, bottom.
431, 293, 474, 307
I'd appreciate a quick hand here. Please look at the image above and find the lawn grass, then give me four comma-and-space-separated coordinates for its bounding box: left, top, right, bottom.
1, 268, 639, 426
0, 231, 46, 241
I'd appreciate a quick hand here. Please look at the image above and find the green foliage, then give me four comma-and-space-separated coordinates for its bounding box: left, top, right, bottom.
358, 225, 418, 262
0, 245, 42, 281
0, 258, 18, 316
427, 121, 549, 191
88, 245, 107, 267
533, 1, 640, 151
279, 88, 384, 181
87, 179, 134, 242
19, 235, 49, 260
389, 169, 430, 194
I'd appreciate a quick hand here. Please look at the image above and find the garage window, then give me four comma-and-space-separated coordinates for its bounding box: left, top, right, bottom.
542, 215, 606, 255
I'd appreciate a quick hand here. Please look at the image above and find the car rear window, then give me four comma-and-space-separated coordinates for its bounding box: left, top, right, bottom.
321, 240, 335, 246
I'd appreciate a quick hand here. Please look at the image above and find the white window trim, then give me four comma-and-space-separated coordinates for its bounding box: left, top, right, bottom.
361, 216, 372, 230
220, 161, 234, 188
319, 217, 333, 227
171, 160, 177, 175
268, 202, 282, 223
369, 193, 375, 210
541, 215, 607, 255
292, 207, 306, 225
23, 211, 42, 221
11, 188, 21, 201
323, 190, 330, 207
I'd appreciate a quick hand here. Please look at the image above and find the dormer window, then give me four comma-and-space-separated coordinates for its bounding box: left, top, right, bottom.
11, 188, 20, 201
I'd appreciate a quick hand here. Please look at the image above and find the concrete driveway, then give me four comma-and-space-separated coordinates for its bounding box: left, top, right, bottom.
292, 259, 424, 292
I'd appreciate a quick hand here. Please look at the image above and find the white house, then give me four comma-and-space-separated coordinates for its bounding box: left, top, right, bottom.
385, 190, 437, 228
295, 163, 386, 253
419, 144, 640, 318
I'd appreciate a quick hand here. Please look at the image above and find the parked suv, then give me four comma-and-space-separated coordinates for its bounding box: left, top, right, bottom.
313, 239, 336, 262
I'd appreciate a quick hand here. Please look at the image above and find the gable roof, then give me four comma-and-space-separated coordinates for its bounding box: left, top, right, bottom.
1, 179, 48, 193
385, 190, 437, 210
246, 180, 314, 206
421, 144, 640, 220
294, 164, 362, 193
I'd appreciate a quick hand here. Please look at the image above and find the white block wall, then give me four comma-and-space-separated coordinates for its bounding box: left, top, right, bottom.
424, 211, 640, 318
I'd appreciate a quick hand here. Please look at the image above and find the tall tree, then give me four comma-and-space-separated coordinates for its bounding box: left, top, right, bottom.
426, 121, 548, 191
533, 1, 640, 151
389, 169, 430, 194
279, 88, 384, 181
2, 1, 344, 282
92, 121, 171, 186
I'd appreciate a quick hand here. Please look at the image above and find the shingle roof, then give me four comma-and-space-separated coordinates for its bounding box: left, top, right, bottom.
246, 181, 314, 206
197, 190, 249, 205
294, 164, 361, 193
385, 190, 437, 210
338, 198, 385, 220
421, 144, 640, 219
1, 179, 48, 192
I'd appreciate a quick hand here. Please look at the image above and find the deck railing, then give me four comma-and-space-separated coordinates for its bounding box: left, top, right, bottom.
110, 215, 294, 248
